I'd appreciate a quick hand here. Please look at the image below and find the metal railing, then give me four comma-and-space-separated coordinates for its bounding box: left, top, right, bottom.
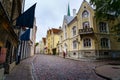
79, 28, 94, 34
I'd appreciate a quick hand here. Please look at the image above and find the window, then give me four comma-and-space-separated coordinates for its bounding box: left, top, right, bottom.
104, 52, 109, 55
73, 52, 76, 55
60, 36, 62, 43
101, 38, 109, 48
99, 22, 108, 33
72, 26, 77, 36
73, 40, 77, 49
82, 10, 89, 18
83, 38, 91, 47
64, 25, 67, 39
83, 22, 90, 29
65, 33, 67, 39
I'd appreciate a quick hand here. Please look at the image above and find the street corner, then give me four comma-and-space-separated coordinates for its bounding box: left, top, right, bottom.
94, 64, 120, 80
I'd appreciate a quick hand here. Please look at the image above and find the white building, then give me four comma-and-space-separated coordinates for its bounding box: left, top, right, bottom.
20, 18, 37, 60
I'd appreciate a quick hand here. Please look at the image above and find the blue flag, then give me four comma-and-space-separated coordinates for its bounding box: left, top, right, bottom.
20, 29, 30, 41
16, 3, 36, 28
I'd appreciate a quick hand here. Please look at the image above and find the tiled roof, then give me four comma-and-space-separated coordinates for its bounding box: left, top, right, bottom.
51, 28, 61, 34
64, 15, 74, 24
42, 38, 46, 45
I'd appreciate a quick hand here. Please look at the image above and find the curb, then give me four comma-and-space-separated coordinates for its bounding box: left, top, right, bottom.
94, 67, 112, 80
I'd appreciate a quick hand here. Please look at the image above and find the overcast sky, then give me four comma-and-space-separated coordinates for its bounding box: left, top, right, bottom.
24, 0, 89, 42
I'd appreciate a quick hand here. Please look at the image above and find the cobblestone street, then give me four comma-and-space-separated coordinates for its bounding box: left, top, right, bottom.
33, 54, 106, 80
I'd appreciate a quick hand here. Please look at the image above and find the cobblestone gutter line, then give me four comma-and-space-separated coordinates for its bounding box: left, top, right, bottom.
31, 55, 38, 80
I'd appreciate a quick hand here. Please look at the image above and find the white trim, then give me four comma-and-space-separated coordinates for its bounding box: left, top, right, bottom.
81, 9, 91, 29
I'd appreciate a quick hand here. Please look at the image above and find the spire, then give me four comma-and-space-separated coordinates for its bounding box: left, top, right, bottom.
67, 3, 70, 16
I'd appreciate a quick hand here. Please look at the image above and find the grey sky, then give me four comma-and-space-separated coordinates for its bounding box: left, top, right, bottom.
24, 0, 89, 42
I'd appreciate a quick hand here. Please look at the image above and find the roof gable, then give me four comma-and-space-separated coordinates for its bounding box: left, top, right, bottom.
77, 0, 94, 15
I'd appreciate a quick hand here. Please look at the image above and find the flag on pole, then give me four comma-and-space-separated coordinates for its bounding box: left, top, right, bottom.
16, 3, 36, 28
20, 29, 30, 41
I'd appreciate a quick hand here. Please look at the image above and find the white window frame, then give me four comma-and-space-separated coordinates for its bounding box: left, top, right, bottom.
83, 21, 90, 29
82, 10, 89, 18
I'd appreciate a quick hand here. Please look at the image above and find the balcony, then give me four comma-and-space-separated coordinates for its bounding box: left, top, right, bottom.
79, 28, 94, 35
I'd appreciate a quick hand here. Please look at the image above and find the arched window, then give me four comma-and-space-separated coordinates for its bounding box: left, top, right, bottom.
73, 40, 77, 49
72, 26, 77, 36
101, 38, 109, 48
82, 10, 89, 18
83, 38, 91, 47
64, 25, 67, 39
99, 22, 108, 33
83, 21, 90, 29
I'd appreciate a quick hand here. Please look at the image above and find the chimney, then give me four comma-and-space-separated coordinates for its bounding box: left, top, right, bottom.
73, 9, 76, 17
59, 26, 61, 29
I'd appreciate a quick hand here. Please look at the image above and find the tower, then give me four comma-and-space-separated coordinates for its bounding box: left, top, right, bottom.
67, 3, 70, 16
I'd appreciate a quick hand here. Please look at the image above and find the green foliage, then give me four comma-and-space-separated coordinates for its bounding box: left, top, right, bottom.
90, 0, 120, 41
35, 42, 39, 47
90, 0, 120, 20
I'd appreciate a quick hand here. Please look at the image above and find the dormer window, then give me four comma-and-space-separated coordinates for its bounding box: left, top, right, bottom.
82, 10, 89, 18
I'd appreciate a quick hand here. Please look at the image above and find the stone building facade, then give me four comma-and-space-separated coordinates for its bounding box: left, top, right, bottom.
58, 0, 120, 59
0, 0, 24, 79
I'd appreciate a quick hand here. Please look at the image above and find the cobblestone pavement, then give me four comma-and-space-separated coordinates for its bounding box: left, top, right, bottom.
33, 54, 114, 80
5, 57, 34, 80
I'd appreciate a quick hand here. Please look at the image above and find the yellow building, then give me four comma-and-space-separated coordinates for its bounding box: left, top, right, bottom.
58, 0, 120, 59
46, 28, 61, 55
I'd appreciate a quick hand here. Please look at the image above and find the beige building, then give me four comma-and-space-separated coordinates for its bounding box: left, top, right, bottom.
46, 28, 61, 55
20, 18, 37, 59
58, 0, 120, 59
42, 38, 47, 54
58, 15, 74, 57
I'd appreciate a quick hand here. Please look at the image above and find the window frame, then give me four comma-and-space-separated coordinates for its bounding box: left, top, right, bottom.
99, 22, 108, 33
83, 38, 91, 47
101, 38, 109, 48
72, 26, 77, 36
73, 40, 77, 49
82, 10, 89, 18
83, 21, 90, 29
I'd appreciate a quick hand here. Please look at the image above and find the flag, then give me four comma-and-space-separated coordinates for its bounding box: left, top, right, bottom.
20, 29, 30, 41
16, 3, 36, 28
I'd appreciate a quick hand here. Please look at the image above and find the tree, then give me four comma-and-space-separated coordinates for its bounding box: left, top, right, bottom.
90, 0, 120, 41
35, 42, 39, 47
